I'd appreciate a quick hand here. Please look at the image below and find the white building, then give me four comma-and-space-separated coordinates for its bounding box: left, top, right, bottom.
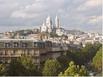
40, 16, 52, 33
40, 16, 65, 36
46, 16, 52, 33
55, 16, 64, 36
41, 22, 47, 32
55, 16, 60, 28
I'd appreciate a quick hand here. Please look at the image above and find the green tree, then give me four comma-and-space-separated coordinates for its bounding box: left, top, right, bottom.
81, 43, 94, 62
80, 43, 101, 64
0, 64, 6, 76
18, 55, 40, 76
7, 58, 26, 76
92, 47, 102, 71
57, 54, 72, 71
7, 55, 40, 76
79, 65, 87, 76
42, 59, 61, 76
59, 61, 87, 76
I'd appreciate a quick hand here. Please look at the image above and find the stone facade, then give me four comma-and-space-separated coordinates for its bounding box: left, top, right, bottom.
0, 39, 68, 65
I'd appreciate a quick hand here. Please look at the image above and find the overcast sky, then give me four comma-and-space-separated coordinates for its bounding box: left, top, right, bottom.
0, 0, 102, 33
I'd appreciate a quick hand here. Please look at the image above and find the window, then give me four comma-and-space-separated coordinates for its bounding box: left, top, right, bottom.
27, 50, 30, 55
14, 42, 19, 48
0, 42, 3, 48
34, 42, 38, 47
40, 43, 45, 48
5, 50, 8, 55
22, 43, 28, 48
5, 43, 11, 48
0, 51, 3, 55
13, 50, 16, 55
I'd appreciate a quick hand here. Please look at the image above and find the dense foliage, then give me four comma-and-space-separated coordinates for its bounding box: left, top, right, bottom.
42, 59, 61, 76
0, 64, 6, 75
59, 61, 87, 76
92, 47, 102, 71
6, 55, 40, 76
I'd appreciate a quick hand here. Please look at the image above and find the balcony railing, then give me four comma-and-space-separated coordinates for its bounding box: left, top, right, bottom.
0, 55, 21, 57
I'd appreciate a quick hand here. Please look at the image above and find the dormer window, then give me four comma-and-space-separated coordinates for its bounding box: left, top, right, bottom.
14, 42, 19, 48
5, 43, 11, 48
34, 42, 38, 47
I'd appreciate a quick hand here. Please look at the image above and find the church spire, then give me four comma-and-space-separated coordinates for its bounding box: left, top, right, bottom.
42, 21, 45, 26
46, 16, 52, 33
46, 16, 52, 27
55, 16, 60, 28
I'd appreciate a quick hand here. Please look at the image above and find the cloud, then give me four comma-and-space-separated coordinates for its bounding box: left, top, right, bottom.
77, 0, 102, 11
88, 15, 102, 24
85, 0, 101, 7
0, 0, 102, 33
11, 10, 40, 19
10, 0, 65, 19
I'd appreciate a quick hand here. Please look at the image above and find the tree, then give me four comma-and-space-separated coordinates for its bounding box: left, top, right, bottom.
93, 43, 102, 51
0, 64, 6, 76
81, 43, 94, 62
18, 55, 39, 76
57, 55, 72, 71
92, 47, 102, 71
59, 61, 87, 76
42, 59, 61, 76
80, 43, 101, 64
79, 65, 87, 76
7, 58, 26, 76
7, 55, 40, 76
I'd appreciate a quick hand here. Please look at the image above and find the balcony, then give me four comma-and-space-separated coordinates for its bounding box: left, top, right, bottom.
0, 54, 21, 58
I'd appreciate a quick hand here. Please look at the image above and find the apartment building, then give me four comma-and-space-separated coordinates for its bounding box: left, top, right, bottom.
0, 39, 68, 65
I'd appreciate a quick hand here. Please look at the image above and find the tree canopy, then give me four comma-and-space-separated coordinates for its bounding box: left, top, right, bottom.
92, 47, 102, 71
7, 55, 40, 76
59, 61, 88, 76
42, 59, 61, 76
0, 64, 6, 76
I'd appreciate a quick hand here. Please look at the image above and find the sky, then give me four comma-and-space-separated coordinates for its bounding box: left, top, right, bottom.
0, 0, 102, 33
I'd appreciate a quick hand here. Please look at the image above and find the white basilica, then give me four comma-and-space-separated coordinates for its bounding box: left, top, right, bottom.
40, 16, 65, 36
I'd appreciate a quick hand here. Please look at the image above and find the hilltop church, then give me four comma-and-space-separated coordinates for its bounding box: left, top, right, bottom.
40, 16, 65, 36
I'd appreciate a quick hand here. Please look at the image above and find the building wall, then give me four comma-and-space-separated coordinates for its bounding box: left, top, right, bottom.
0, 39, 67, 64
